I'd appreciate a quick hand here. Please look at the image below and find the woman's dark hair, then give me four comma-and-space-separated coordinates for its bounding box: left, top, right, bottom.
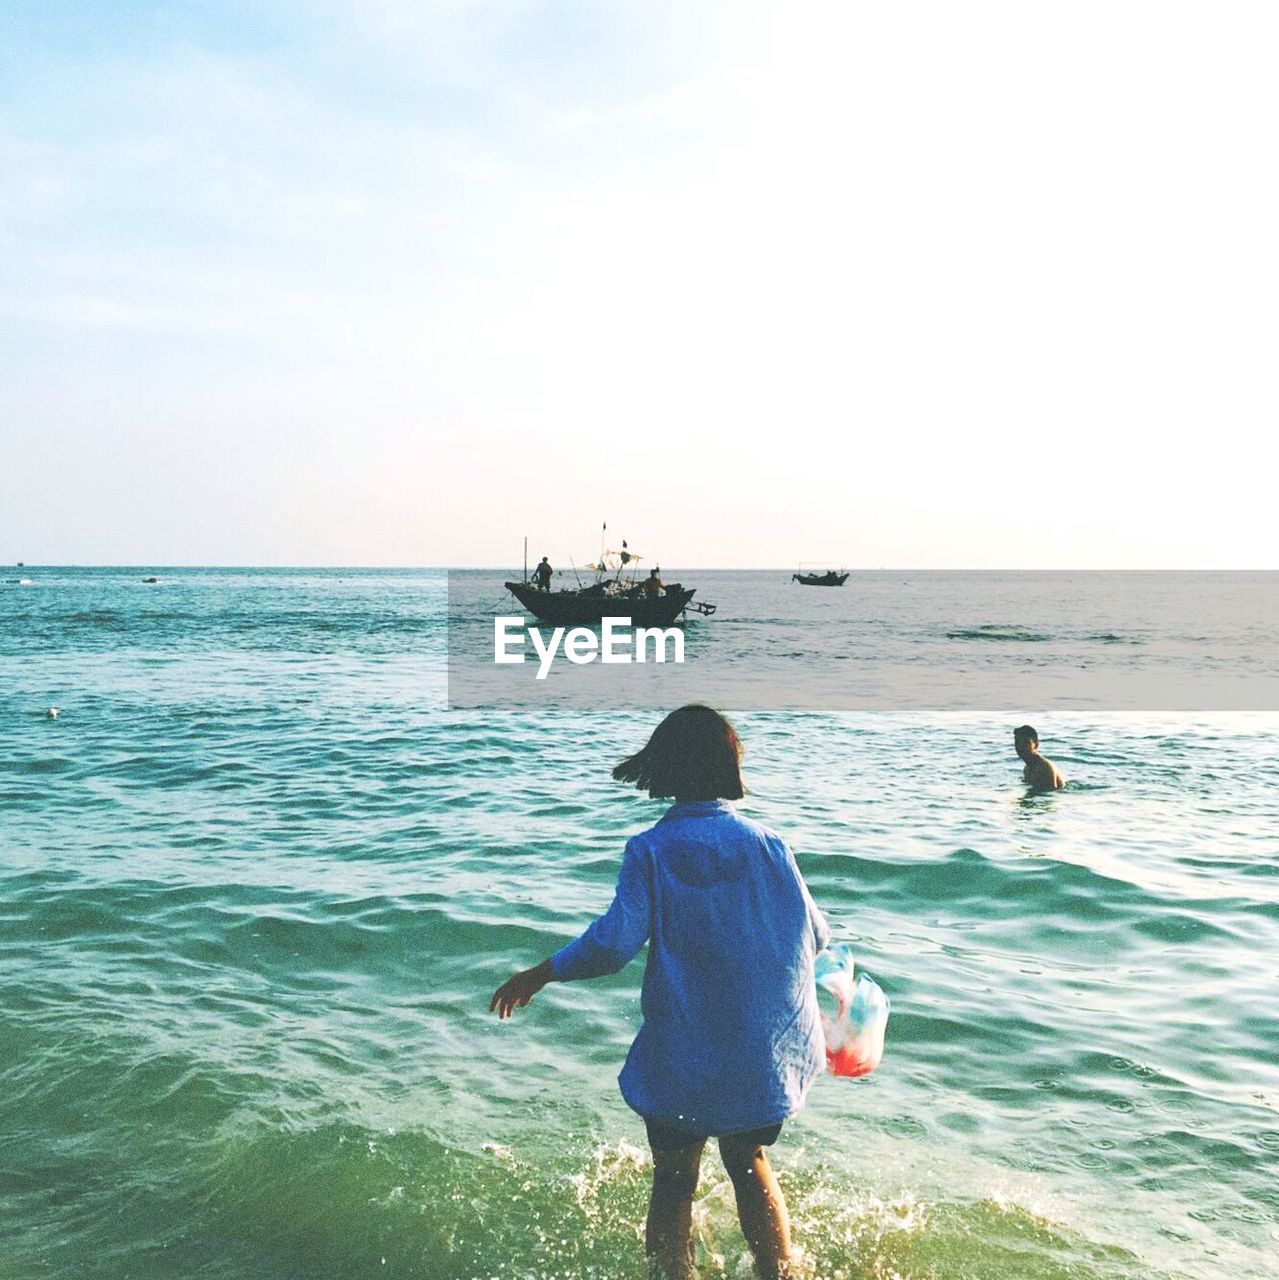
613, 704, 744, 801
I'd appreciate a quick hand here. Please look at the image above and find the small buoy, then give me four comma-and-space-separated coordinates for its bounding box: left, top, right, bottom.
46, 708, 59, 720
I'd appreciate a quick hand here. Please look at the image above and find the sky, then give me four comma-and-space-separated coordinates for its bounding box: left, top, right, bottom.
2, 1, 1276, 568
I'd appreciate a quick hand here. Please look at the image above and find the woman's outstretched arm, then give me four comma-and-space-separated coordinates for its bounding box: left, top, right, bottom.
490, 958, 554, 1019
489, 840, 652, 1017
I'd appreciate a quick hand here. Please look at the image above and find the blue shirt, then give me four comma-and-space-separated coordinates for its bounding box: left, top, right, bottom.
550, 800, 831, 1135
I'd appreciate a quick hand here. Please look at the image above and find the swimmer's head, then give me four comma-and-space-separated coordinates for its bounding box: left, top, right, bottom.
1014, 724, 1040, 761
613, 704, 744, 803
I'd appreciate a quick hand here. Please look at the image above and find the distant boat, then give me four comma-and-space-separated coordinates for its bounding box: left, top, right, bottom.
793, 569, 849, 587
505, 542, 715, 627
142, 576, 161, 584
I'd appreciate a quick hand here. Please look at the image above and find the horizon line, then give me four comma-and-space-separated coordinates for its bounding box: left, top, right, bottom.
5, 564, 1276, 573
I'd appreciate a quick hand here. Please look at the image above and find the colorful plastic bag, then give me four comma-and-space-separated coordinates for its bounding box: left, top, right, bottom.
814, 945, 889, 1078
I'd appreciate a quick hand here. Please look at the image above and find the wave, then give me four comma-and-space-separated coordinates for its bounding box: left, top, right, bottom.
0, 1119, 1181, 1280
947, 626, 1053, 642
944, 626, 1139, 645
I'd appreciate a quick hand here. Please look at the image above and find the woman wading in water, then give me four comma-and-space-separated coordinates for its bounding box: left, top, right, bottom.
491, 705, 830, 1279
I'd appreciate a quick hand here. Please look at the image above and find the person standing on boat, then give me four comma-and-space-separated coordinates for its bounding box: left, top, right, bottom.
641, 568, 664, 599
534, 557, 553, 590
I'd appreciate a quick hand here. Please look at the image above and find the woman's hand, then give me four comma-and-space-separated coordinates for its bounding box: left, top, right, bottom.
490, 959, 553, 1019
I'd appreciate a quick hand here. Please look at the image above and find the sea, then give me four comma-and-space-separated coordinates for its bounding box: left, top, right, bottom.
2, 567, 1277, 1280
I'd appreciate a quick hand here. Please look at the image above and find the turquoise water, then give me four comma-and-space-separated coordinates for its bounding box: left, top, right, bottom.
3, 569, 1278, 1279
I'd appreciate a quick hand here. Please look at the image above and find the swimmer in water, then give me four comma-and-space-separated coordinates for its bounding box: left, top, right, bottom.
1014, 724, 1065, 792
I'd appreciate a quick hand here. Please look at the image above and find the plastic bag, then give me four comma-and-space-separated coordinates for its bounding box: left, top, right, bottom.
814, 944, 889, 1078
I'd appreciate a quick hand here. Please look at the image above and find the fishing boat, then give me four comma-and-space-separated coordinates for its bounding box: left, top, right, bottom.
793, 569, 849, 587
505, 542, 716, 627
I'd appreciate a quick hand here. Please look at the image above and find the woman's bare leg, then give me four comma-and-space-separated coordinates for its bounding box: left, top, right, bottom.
645, 1139, 706, 1280
718, 1136, 793, 1280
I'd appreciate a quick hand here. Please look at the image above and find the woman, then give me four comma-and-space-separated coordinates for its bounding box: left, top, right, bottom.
491, 705, 830, 1280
